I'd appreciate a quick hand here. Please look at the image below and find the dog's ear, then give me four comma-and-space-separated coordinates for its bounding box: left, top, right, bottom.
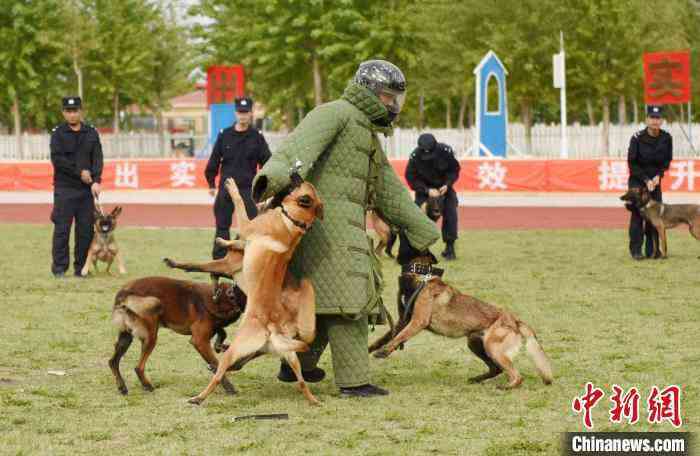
94, 208, 102, 219
111, 206, 123, 218
269, 186, 292, 209
290, 172, 304, 188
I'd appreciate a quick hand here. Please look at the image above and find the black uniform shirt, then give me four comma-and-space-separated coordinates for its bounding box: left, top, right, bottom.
405, 143, 461, 194
50, 122, 103, 190
205, 125, 271, 190
627, 128, 673, 186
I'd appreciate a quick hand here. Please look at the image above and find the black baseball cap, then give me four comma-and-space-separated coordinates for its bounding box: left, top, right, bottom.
62, 96, 82, 110
647, 105, 663, 118
235, 96, 253, 112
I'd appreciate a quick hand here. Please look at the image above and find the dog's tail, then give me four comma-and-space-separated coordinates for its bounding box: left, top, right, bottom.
269, 333, 309, 354
112, 291, 162, 332
518, 322, 553, 385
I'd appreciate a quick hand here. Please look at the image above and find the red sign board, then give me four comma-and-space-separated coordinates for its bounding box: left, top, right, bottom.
643, 51, 691, 104
206, 65, 245, 105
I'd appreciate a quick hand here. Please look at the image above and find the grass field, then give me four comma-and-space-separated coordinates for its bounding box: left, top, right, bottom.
0, 224, 698, 455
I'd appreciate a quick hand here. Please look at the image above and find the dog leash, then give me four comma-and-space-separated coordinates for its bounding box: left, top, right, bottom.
94, 195, 105, 217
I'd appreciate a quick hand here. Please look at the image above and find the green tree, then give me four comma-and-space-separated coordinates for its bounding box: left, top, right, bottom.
0, 0, 63, 153
141, 3, 194, 154
86, 0, 159, 133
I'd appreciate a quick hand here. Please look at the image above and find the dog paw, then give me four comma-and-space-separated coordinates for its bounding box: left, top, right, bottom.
373, 349, 390, 359
222, 383, 237, 395
142, 384, 155, 392
214, 343, 230, 353
163, 258, 175, 268
187, 396, 203, 405
118, 386, 128, 395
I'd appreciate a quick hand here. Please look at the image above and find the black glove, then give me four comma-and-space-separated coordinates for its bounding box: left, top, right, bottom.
396, 232, 438, 266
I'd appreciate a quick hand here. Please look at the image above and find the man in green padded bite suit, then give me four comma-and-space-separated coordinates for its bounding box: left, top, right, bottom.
252, 60, 439, 397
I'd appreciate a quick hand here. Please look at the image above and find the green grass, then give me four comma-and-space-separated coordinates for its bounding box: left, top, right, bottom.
0, 224, 698, 455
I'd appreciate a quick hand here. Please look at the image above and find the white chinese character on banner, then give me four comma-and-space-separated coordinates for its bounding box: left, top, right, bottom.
115, 162, 139, 188
670, 160, 700, 191
477, 162, 507, 190
170, 161, 196, 187
598, 160, 628, 191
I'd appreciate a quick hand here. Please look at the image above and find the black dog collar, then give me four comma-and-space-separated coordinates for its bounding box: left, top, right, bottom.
401, 262, 444, 278
281, 205, 312, 232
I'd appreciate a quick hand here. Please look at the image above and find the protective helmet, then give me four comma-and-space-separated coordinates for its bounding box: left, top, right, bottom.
354, 59, 407, 116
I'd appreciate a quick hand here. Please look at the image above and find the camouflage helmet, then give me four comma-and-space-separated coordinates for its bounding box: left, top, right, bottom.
353, 60, 406, 115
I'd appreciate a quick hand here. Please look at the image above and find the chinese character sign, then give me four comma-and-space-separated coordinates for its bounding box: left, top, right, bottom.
643, 51, 691, 105
572, 383, 683, 429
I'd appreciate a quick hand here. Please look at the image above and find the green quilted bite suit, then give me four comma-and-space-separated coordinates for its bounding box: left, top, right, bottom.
252, 81, 439, 387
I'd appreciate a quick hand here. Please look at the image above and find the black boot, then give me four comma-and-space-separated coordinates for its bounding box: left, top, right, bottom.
441, 241, 456, 261
277, 361, 326, 383
339, 384, 389, 397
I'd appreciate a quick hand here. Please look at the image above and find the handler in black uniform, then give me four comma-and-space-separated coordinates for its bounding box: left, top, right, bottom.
205, 96, 271, 259
50, 96, 103, 278
627, 105, 673, 260
404, 133, 461, 260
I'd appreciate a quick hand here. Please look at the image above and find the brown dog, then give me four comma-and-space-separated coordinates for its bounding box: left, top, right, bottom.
369, 194, 444, 259
369, 260, 553, 389
81, 206, 126, 276
422, 194, 446, 222
188, 175, 323, 405
109, 276, 245, 395
620, 186, 700, 258
367, 210, 396, 257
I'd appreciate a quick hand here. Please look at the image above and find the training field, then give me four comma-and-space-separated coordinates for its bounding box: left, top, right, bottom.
0, 224, 697, 455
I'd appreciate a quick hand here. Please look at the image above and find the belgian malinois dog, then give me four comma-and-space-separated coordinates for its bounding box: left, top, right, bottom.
371, 194, 445, 259
109, 276, 245, 395
369, 259, 553, 389
81, 206, 126, 276
422, 194, 446, 222
367, 210, 397, 258
620, 186, 700, 258
188, 174, 323, 406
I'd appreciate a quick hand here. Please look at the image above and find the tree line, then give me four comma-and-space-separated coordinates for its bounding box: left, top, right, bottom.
2, 0, 699, 153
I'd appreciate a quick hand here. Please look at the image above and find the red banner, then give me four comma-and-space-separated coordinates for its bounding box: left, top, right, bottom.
206, 65, 245, 106
643, 51, 691, 105
3, 158, 700, 193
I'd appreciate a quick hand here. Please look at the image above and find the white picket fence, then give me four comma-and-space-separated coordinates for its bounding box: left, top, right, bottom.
2, 123, 698, 160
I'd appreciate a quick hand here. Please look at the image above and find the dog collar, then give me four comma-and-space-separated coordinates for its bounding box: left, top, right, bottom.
281, 205, 312, 232
401, 262, 444, 278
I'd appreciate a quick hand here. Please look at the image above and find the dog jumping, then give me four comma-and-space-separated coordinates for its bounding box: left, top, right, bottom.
81, 206, 126, 276
369, 259, 553, 389
188, 172, 323, 406
109, 276, 246, 395
620, 186, 700, 258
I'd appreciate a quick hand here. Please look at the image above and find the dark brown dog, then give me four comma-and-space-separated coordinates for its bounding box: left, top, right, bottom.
109, 276, 245, 395
81, 206, 126, 276
369, 260, 553, 389
620, 186, 700, 258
